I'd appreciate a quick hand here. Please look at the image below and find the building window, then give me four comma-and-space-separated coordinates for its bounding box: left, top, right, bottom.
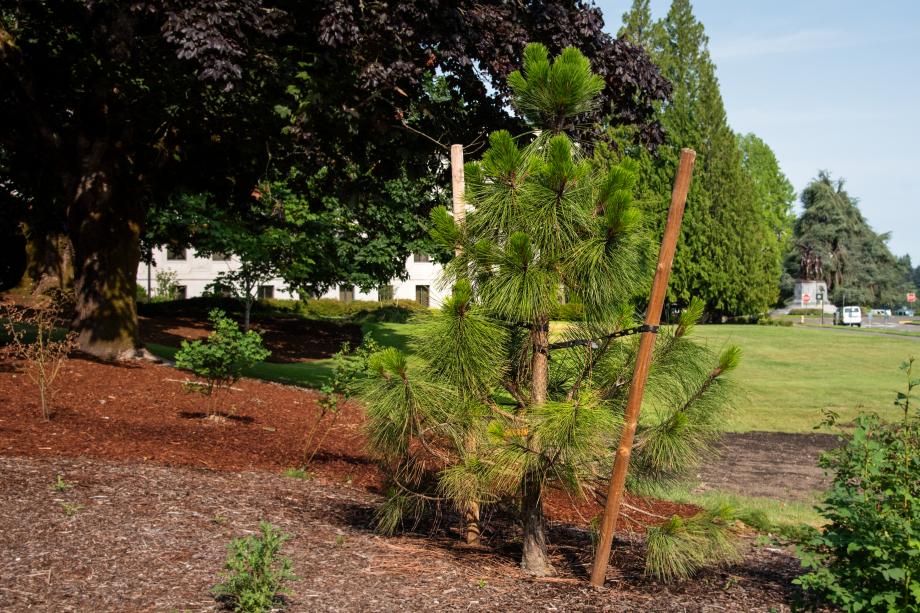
339, 285, 355, 303
166, 246, 187, 261
257, 285, 275, 299
175, 285, 188, 300
378, 285, 394, 302
415, 285, 430, 308
413, 251, 430, 263
212, 252, 231, 261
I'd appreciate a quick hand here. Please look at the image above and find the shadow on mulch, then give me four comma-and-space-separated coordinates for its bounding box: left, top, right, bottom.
138, 314, 363, 363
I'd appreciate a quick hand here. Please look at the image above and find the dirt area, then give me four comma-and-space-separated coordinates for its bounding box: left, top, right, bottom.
139, 315, 363, 362
0, 455, 813, 612
698, 432, 837, 502
0, 356, 822, 610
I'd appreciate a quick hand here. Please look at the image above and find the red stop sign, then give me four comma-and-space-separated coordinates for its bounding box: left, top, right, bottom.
909, 292, 917, 303
802, 293, 811, 304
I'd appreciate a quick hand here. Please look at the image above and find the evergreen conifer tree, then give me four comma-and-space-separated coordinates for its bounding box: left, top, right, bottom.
618, 0, 788, 317
360, 44, 741, 579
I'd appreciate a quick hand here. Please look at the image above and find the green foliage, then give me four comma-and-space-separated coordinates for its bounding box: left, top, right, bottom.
51, 474, 73, 492
360, 44, 739, 579
646, 506, 742, 582
613, 0, 790, 316
551, 302, 585, 322
212, 522, 298, 613
756, 317, 793, 327
787, 173, 913, 308
174, 310, 271, 416
153, 270, 181, 303
796, 358, 920, 611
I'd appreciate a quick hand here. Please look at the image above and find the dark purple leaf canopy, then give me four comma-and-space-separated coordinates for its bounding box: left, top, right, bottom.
301, 0, 670, 147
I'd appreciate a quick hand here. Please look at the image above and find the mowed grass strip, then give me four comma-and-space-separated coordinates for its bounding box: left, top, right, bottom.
692, 325, 918, 433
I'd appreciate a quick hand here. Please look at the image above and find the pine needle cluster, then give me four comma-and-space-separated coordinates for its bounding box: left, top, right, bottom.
359, 43, 741, 580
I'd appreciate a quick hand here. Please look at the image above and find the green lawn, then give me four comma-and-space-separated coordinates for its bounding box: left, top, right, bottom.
692, 325, 918, 433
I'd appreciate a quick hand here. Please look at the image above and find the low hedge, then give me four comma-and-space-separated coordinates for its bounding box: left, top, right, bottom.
138, 296, 429, 323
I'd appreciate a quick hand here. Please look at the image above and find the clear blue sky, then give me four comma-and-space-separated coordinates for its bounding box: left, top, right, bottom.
596, 0, 920, 263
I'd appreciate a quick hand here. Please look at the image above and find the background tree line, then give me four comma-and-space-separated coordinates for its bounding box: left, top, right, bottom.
617, 0, 917, 315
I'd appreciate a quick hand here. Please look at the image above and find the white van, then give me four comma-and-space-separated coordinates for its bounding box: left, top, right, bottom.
836, 306, 862, 327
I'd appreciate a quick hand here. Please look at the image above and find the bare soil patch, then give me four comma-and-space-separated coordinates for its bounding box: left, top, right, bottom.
698, 432, 837, 502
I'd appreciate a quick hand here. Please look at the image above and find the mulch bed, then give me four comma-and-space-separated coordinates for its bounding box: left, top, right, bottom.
0, 356, 817, 611
0, 356, 694, 527
0, 455, 813, 612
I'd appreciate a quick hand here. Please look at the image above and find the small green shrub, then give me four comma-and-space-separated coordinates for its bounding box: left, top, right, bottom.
796, 358, 920, 611
139, 296, 427, 323
174, 309, 271, 416
756, 317, 793, 327
787, 308, 825, 316
551, 302, 584, 321
212, 522, 298, 613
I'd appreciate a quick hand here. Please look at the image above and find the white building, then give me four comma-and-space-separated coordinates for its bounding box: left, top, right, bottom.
136, 247, 447, 307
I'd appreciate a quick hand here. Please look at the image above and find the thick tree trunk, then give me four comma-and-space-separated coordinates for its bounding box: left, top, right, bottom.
18, 229, 72, 294
520, 470, 553, 576
68, 153, 143, 360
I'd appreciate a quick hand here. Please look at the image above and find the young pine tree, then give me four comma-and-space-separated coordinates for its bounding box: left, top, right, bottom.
360, 44, 741, 579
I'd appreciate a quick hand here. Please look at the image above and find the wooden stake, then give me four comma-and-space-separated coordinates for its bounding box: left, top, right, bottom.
451, 143, 480, 544
589, 148, 696, 587
450, 144, 466, 256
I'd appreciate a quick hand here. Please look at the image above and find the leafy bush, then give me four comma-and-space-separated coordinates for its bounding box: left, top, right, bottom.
788, 308, 826, 316
153, 269, 180, 302
756, 316, 793, 327
139, 296, 427, 323
212, 522, 298, 613
796, 358, 920, 611
551, 302, 584, 321
174, 309, 270, 416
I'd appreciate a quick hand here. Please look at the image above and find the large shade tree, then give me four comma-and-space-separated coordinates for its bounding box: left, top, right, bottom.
1, 0, 670, 359
0, 1, 285, 358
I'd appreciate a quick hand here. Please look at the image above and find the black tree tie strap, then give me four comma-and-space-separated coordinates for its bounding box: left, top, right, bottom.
547, 324, 659, 351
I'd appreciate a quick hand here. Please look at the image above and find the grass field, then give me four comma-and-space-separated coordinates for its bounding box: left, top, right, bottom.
692, 325, 918, 432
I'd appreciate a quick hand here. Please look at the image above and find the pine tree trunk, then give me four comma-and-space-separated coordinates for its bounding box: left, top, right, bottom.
520, 469, 553, 576
518, 316, 553, 575
68, 151, 143, 360
530, 318, 549, 405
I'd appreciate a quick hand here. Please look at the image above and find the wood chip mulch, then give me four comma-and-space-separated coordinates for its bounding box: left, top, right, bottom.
1, 455, 813, 612
0, 357, 818, 611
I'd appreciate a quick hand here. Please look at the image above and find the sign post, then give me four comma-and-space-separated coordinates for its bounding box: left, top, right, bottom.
908, 292, 916, 304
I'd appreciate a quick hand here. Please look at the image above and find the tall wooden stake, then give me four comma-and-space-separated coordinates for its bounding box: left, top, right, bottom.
451, 144, 466, 251
451, 143, 480, 544
589, 148, 696, 587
